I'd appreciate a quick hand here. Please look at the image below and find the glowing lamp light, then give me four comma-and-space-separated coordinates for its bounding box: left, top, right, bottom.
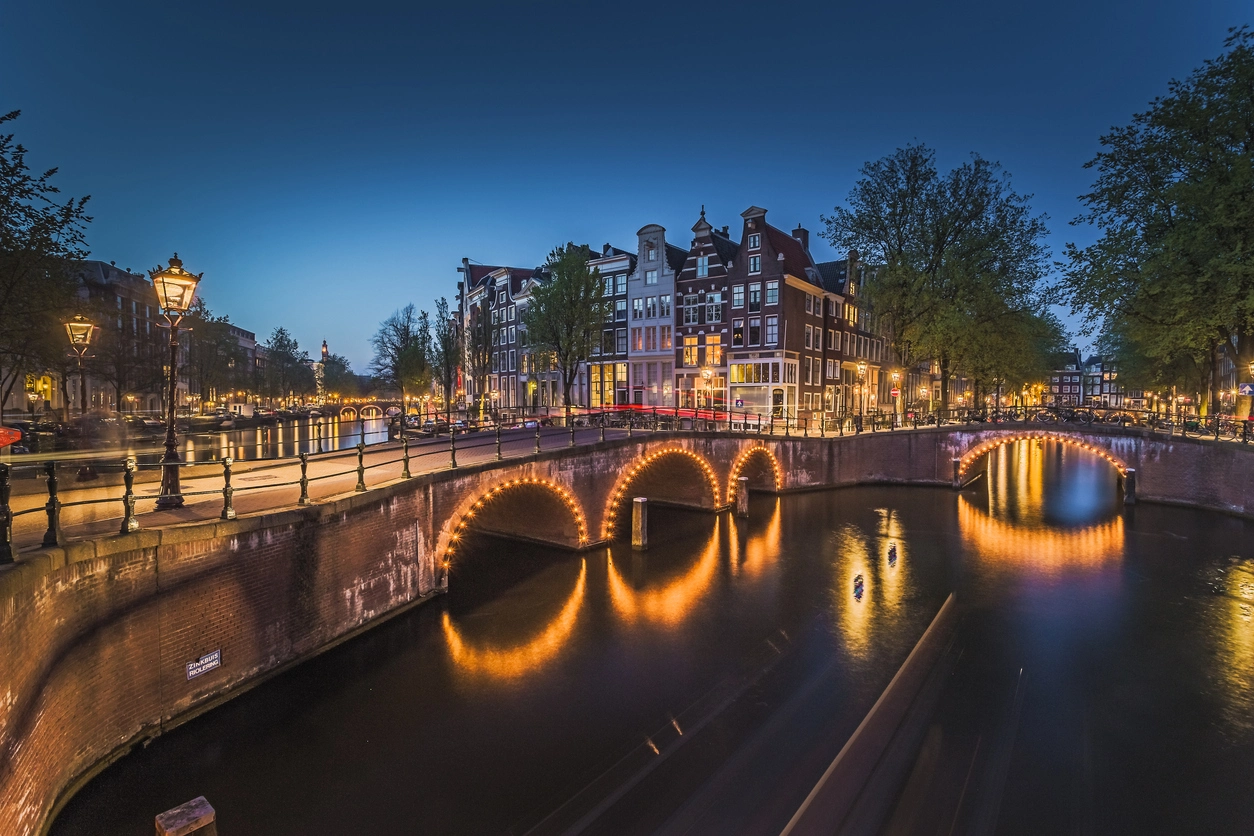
64, 314, 95, 349
150, 253, 202, 315
856, 360, 868, 378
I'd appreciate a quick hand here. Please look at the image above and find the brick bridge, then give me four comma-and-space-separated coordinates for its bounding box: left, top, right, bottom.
3, 425, 1253, 835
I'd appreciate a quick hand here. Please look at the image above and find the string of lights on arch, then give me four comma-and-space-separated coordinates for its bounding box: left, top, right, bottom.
957, 432, 1128, 479
726, 444, 783, 504
444, 477, 589, 566
603, 447, 722, 540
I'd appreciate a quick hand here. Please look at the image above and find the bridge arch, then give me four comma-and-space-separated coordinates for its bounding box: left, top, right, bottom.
339, 406, 358, 421
956, 431, 1128, 482
603, 447, 722, 539
727, 444, 782, 503
443, 477, 589, 567
384, 405, 403, 417
360, 404, 383, 419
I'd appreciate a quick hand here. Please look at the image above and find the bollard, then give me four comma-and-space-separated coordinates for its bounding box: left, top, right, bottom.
155, 796, 216, 836
820, 417, 825, 438
952, 457, 961, 489
1123, 468, 1137, 505
0, 463, 12, 564
653, 407, 658, 432
599, 416, 605, 443
355, 442, 367, 491
450, 427, 458, 469
298, 452, 312, 504
120, 458, 139, 534
570, 417, 576, 447
736, 476, 749, 518
628, 412, 633, 438
42, 461, 62, 548
401, 435, 411, 478
495, 423, 503, 461
220, 457, 236, 520
632, 497, 648, 551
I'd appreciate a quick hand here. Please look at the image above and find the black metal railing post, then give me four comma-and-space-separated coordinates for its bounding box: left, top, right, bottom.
570, 416, 576, 447
401, 435, 412, 478
496, 423, 503, 461
315, 420, 324, 454
600, 410, 606, 443
355, 442, 367, 491
653, 407, 658, 432
0, 464, 12, 564
221, 457, 236, 520
299, 452, 312, 504
450, 428, 458, 469
41, 461, 62, 547
120, 457, 139, 535
627, 411, 634, 438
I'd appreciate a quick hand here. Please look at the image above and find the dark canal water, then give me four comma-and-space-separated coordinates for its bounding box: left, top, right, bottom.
50, 440, 1254, 834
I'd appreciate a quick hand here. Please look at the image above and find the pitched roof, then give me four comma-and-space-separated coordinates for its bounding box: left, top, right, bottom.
665, 243, 688, 273
710, 228, 740, 267
464, 264, 505, 289
816, 260, 848, 294
765, 224, 821, 286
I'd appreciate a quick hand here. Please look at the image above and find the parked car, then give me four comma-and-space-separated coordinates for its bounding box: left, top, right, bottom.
421, 419, 450, 437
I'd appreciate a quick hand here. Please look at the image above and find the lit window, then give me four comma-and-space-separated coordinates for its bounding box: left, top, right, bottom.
705, 334, 722, 366
660, 325, 672, 349
732, 318, 744, 347
683, 335, 699, 366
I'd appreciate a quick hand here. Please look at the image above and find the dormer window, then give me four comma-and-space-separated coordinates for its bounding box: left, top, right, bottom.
646, 243, 656, 261
748, 233, 761, 250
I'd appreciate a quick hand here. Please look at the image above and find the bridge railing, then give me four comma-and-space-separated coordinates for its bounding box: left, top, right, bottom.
2, 405, 1250, 563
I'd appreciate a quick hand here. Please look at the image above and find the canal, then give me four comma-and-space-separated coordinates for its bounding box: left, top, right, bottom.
49, 440, 1254, 834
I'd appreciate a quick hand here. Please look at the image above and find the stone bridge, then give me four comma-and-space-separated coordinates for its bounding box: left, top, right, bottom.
3, 424, 1253, 835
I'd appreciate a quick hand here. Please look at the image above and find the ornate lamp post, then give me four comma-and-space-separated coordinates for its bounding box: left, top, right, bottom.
921, 386, 931, 413
890, 370, 901, 417
27, 391, 38, 423
701, 367, 713, 411
856, 360, 868, 416
63, 315, 96, 418
150, 254, 202, 511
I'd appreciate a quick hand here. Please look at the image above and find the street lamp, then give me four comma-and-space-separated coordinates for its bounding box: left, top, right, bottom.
701, 367, 713, 411
920, 385, 931, 413
27, 390, 38, 422
63, 314, 96, 418
890, 370, 901, 417
856, 360, 868, 416
126, 393, 136, 413
150, 254, 202, 511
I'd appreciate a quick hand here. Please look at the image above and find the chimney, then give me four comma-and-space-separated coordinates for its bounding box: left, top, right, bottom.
603, 243, 611, 256
792, 225, 809, 251
721, 225, 729, 237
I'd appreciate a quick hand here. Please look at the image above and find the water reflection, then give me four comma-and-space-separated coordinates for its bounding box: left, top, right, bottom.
729, 497, 782, 577
442, 560, 587, 680
1210, 557, 1254, 734
172, 417, 390, 463
607, 521, 723, 627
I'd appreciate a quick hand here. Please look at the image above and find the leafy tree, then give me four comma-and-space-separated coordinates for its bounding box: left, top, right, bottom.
0, 111, 91, 421
822, 144, 1052, 410
464, 298, 492, 418
370, 303, 431, 404
430, 297, 461, 421
320, 352, 357, 401
86, 292, 165, 411
1057, 27, 1254, 415
184, 299, 243, 407
521, 243, 606, 416
263, 327, 315, 405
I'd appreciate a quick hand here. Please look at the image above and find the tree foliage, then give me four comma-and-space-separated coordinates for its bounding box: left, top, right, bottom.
464, 298, 492, 417
320, 352, 357, 401
370, 303, 431, 403
0, 111, 91, 420
822, 143, 1054, 406
521, 243, 606, 411
1057, 27, 1254, 413
430, 297, 461, 419
262, 327, 315, 403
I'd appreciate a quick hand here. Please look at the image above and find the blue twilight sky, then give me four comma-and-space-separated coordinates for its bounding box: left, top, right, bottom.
1, 0, 1247, 370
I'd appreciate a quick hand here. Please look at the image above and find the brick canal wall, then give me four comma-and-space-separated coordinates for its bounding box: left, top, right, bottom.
2, 427, 1252, 834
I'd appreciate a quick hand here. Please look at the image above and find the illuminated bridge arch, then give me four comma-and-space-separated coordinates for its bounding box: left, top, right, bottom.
726, 444, 782, 503
956, 431, 1129, 482
443, 477, 589, 567
338, 406, 358, 420
359, 404, 383, 419
603, 447, 722, 539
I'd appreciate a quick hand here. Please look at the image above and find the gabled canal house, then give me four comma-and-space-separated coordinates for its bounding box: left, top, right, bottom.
586, 244, 636, 407
626, 224, 686, 406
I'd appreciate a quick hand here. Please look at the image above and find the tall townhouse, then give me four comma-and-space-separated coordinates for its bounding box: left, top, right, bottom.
674, 209, 738, 409
815, 252, 887, 416
458, 261, 542, 413
587, 245, 635, 408
626, 225, 685, 407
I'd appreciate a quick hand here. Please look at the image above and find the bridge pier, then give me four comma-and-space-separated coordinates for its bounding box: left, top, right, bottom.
1123, 468, 1137, 505
736, 476, 749, 518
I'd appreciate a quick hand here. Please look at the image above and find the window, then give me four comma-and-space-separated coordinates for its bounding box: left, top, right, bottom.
705, 292, 723, 323
749, 317, 761, 345
805, 295, 813, 314
508, 325, 516, 344
616, 273, 627, 294
603, 275, 614, 296
647, 363, 658, 390
615, 299, 627, 321
659, 295, 671, 317
705, 334, 722, 366
492, 353, 499, 372
749, 255, 761, 274
616, 328, 627, 354
645, 269, 658, 285
646, 243, 656, 262
748, 283, 761, 312
633, 362, 644, 386
828, 329, 837, 350
492, 330, 499, 346
732, 318, 744, 347
632, 298, 644, 319
645, 326, 657, 350
683, 335, 699, 366
509, 350, 516, 371
646, 296, 657, 318
697, 256, 709, 277
660, 325, 672, 349
602, 330, 614, 355
766, 281, 779, 306
748, 233, 760, 250
847, 305, 859, 326
765, 315, 779, 345
805, 324, 813, 349
804, 357, 812, 385
497, 291, 506, 305
732, 285, 745, 308
508, 305, 516, 321
827, 359, 835, 378
784, 363, 797, 384
683, 296, 700, 325
631, 327, 643, 351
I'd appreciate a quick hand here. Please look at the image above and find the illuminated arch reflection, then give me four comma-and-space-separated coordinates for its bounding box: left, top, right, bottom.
607, 523, 722, 627
442, 560, 587, 679
603, 447, 721, 539
957, 496, 1124, 574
